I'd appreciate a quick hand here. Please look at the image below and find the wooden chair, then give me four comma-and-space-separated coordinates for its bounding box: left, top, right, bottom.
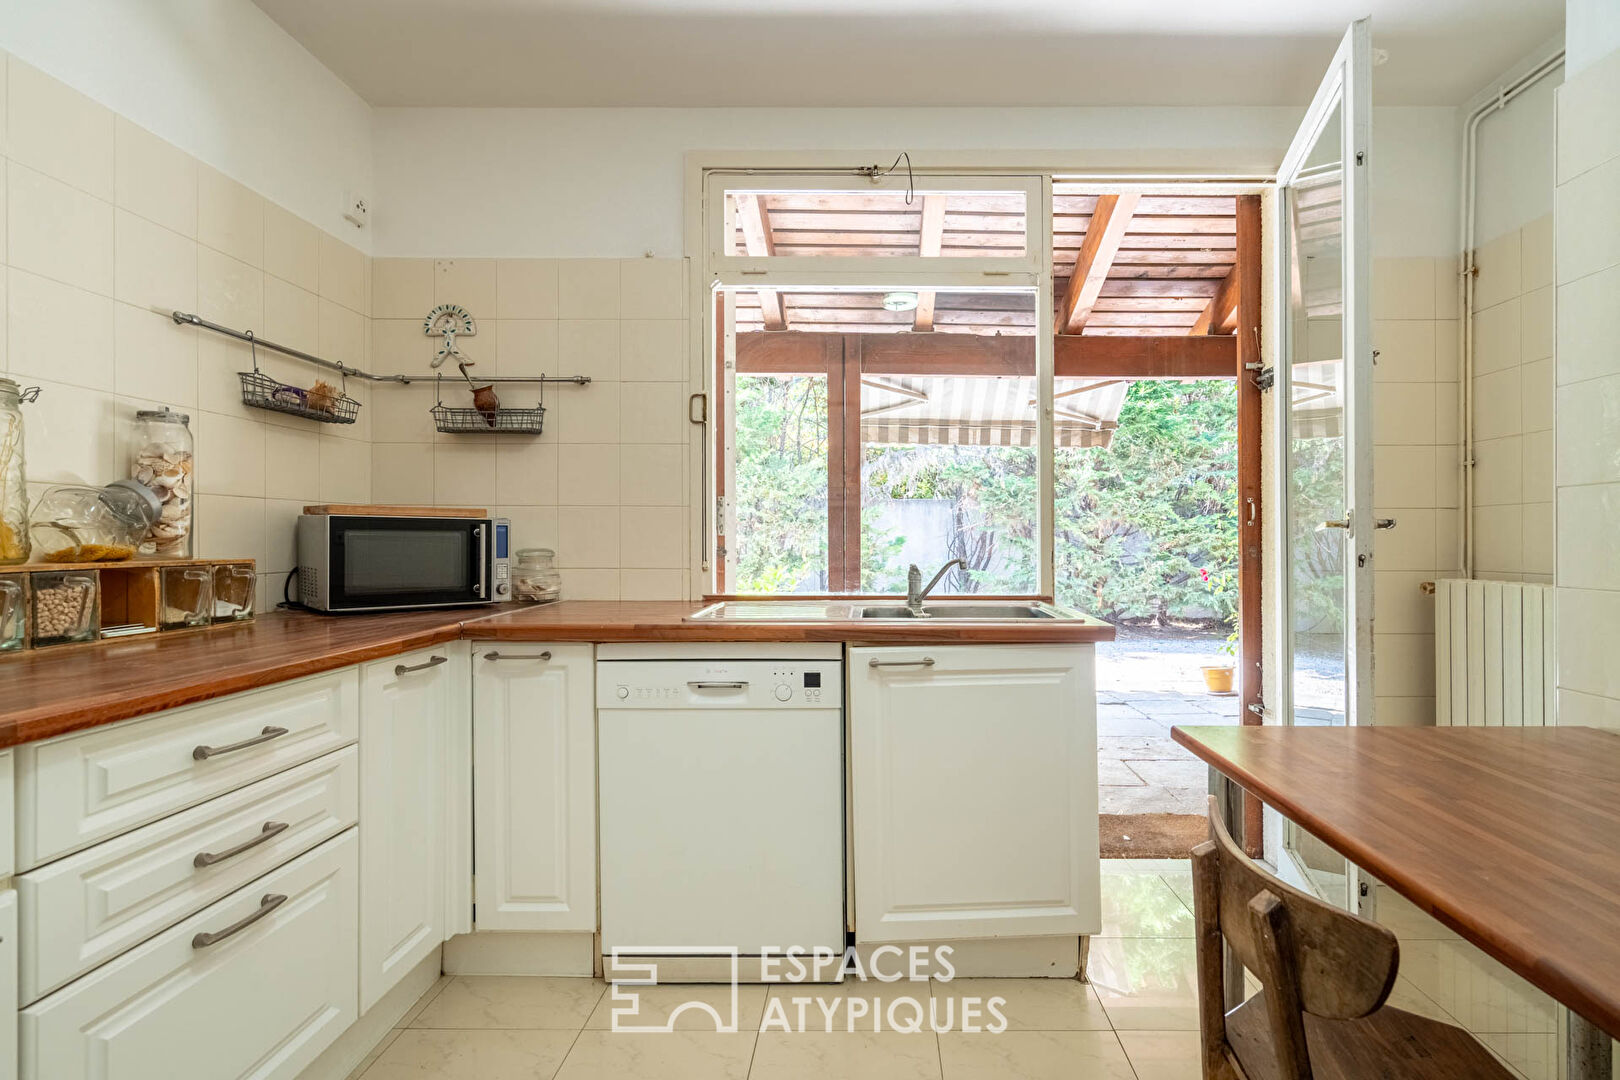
1191, 796, 1515, 1080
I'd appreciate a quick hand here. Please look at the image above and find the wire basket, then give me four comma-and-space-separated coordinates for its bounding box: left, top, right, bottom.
238, 370, 360, 424
431, 403, 546, 434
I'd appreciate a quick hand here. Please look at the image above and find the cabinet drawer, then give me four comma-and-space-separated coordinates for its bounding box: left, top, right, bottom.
22, 829, 358, 1080
17, 669, 359, 869
19, 748, 358, 1004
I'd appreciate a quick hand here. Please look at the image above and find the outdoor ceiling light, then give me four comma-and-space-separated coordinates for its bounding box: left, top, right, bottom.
883, 291, 919, 311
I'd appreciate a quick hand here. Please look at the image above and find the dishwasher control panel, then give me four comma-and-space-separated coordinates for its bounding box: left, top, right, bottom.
596, 659, 842, 709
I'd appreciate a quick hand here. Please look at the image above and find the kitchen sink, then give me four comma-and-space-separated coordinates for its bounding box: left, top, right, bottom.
858, 603, 1057, 620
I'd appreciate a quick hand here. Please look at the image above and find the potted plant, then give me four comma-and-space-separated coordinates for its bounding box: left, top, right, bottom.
1199, 567, 1238, 694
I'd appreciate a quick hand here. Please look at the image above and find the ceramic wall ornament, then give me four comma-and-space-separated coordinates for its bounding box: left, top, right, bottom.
425, 303, 478, 369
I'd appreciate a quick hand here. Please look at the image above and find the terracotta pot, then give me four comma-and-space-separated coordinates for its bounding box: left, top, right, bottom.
1201, 664, 1235, 694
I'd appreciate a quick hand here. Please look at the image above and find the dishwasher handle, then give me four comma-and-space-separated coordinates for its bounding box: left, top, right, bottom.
687, 680, 748, 690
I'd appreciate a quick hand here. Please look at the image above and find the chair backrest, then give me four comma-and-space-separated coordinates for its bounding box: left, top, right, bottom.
1192, 796, 1399, 1079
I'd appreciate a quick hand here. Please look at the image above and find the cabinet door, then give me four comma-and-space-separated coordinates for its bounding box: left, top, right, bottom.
471, 644, 596, 931
360, 645, 458, 1011
0, 890, 15, 1080
849, 645, 1099, 943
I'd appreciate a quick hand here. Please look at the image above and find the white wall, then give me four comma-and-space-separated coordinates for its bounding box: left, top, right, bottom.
0, 0, 374, 246
1566, 0, 1620, 77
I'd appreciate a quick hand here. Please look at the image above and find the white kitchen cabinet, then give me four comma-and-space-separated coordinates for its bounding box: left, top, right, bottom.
471, 643, 596, 931
848, 644, 1100, 943
358, 642, 469, 1013
0, 889, 16, 1080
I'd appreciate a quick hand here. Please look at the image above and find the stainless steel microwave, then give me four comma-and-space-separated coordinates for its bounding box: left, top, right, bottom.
296, 514, 510, 612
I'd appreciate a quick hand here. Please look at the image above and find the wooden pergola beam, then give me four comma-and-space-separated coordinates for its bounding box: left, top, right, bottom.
735, 193, 786, 331
1190, 265, 1241, 335
1058, 192, 1141, 332
913, 194, 948, 332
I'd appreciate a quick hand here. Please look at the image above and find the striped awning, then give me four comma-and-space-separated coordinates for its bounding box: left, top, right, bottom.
859, 375, 1127, 449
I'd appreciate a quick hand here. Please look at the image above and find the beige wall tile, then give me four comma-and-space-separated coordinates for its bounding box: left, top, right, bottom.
7, 270, 113, 391
1521, 503, 1553, 577
370, 318, 438, 375
1373, 697, 1436, 728
115, 210, 195, 310
194, 493, 264, 565
492, 319, 558, 379
430, 442, 495, 507
1557, 263, 1620, 386
558, 443, 619, 505
619, 507, 684, 568
1557, 589, 1620, 700
620, 382, 686, 443
1435, 450, 1460, 510
114, 118, 195, 238
318, 434, 371, 502
434, 258, 495, 317
558, 506, 620, 568
556, 380, 620, 443
1435, 510, 1460, 574
19, 377, 118, 484
1521, 357, 1554, 432
620, 569, 687, 601
1469, 299, 1520, 376
114, 303, 197, 407
1433, 257, 1460, 320
196, 334, 263, 420
319, 299, 365, 369
196, 410, 266, 498
1435, 381, 1459, 447
262, 498, 304, 574
497, 505, 559, 552
263, 276, 320, 356
1374, 509, 1436, 572
1373, 445, 1436, 509
1522, 430, 1554, 504
1556, 688, 1620, 732
620, 258, 684, 320
494, 439, 560, 506
1556, 155, 1620, 286
1472, 229, 1521, 311
1433, 319, 1459, 382
263, 202, 321, 293
622, 320, 686, 382
1471, 436, 1522, 507
496, 259, 559, 319
263, 427, 320, 502
1373, 634, 1434, 697
7, 59, 113, 200
1374, 570, 1434, 635
319, 233, 367, 313
1473, 504, 1523, 576
196, 246, 264, 330
1372, 382, 1436, 446
558, 259, 621, 319
557, 320, 619, 383
8, 162, 113, 294
620, 444, 685, 506
371, 442, 435, 505
1372, 257, 1434, 320
373, 258, 435, 319
1556, 45, 1620, 185
558, 568, 620, 600
1555, 375, 1620, 489
197, 165, 263, 267
1520, 214, 1555, 293
1471, 368, 1521, 442
1519, 285, 1554, 363
369, 381, 437, 443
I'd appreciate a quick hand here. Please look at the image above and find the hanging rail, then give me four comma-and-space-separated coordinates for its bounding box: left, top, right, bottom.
169, 311, 591, 386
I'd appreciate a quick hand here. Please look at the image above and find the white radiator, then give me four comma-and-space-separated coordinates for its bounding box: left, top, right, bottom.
1434, 579, 1556, 727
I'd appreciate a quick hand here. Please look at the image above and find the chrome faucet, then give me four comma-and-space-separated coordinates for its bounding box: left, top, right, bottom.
907, 559, 966, 615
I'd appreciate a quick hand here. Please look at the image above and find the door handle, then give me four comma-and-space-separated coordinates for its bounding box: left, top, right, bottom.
193, 821, 289, 868
868, 657, 936, 668
395, 655, 448, 675
473, 524, 487, 599
1375, 518, 1397, 530
193, 725, 289, 761
483, 650, 551, 662
1317, 519, 1350, 531
192, 893, 287, 949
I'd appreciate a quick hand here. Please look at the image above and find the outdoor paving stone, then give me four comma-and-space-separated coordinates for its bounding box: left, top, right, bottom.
1099, 758, 1147, 786
1118, 759, 1209, 789
1098, 714, 1170, 738
1098, 735, 1184, 758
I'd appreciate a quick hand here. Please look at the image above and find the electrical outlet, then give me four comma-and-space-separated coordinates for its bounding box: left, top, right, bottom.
342, 190, 369, 229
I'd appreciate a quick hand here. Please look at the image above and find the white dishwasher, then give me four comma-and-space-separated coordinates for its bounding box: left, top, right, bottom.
596, 644, 844, 961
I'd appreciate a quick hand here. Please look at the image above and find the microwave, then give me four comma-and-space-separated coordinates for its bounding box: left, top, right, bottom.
296, 514, 510, 613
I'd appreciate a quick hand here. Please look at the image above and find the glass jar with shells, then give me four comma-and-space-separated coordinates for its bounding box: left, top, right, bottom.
129, 408, 195, 557
0, 378, 38, 565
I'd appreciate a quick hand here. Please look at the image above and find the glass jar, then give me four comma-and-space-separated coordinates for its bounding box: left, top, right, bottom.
30, 570, 98, 645
0, 574, 25, 652
160, 565, 213, 629
0, 378, 37, 565
511, 548, 561, 603
29, 480, 161, 563
130, 408, 195, 558
212, 563, 256, 622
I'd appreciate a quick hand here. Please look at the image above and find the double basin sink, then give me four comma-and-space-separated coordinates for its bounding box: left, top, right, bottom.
686, 600, 1064, 622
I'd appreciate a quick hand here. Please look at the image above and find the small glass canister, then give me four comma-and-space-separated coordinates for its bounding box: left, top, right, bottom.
512, 548, 562, 603
29, 480, 161, 563
130, 408, 195, 557
0, 574, 26, 652
30, 570, 98, 646
0, 378, 39, 565
160, 565, 213, 630
212, 563, 256, 622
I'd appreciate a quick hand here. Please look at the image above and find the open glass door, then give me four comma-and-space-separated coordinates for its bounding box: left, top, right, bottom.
1273, 19, 1372, 910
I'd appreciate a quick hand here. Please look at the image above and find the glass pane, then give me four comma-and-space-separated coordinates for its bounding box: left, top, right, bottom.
1284, 100, 1349, 904
724, 189, 1027, 259
730, 373, 829, 592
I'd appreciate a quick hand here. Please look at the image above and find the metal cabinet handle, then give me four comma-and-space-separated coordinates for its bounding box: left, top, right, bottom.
483, 650, 552, 662
191, 892, 287, 949
868, 657, 935, 668
193, 821, 289, 868
193, 725, 289, 761
1375, 517, 1397, 530
688, 680, 748, 689
395, 655, 448, 676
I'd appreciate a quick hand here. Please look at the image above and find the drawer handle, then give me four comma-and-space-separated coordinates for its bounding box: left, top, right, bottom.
396, 655, 448, 676
483, 650, 551, 662
193, 821, 290, 868
191, 892, 287, 949
193, 725, 290, 761
868, 657, 935, 668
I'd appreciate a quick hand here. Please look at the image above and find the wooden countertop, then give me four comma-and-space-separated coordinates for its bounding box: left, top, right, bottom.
1173, 724, 1620, 1041
0, 600, 1113, 749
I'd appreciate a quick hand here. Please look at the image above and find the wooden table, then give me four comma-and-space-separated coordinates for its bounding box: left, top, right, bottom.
1173, 724, 1620, 1080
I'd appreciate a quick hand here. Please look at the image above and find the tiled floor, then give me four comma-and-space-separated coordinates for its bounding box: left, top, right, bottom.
345, 861, 1554, 1080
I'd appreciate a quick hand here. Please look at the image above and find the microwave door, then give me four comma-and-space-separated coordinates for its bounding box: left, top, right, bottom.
328, 517, 487, 610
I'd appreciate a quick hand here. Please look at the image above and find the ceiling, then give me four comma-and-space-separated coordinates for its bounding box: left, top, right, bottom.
253, 0, 1561, 108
